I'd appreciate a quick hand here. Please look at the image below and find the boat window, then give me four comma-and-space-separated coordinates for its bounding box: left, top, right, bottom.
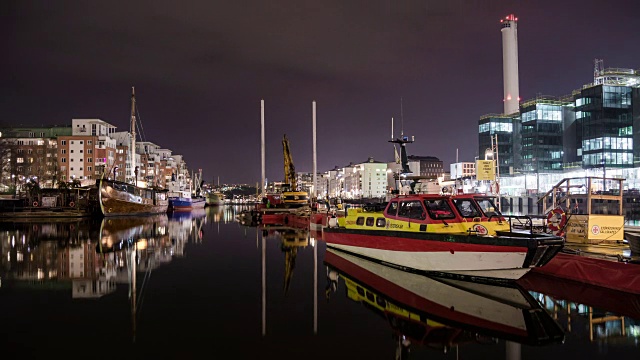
453, 199, 481, 218
386, 201, 399, 216
356, 217, 365, 226
475, 197, 501, 217
376, 218, 386, 227
397, 200, 425, 220
365, 290, 375, 302
366, 217, 375, 226
424, 199, 456, 220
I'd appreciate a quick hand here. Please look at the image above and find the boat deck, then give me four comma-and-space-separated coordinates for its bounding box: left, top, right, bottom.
562, 242, 637, 262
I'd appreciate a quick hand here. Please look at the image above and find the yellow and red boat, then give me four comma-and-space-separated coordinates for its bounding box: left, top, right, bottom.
322, 193, 565, 282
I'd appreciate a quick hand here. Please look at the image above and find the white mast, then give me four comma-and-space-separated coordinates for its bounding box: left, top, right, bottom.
261, 100, 265, 198
130, 86, 136, 185
312, 101, 317, 200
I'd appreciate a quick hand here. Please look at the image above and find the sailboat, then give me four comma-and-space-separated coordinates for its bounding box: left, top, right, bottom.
96, 87, 169, 216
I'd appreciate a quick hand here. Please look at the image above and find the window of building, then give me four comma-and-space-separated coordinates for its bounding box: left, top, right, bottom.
61, 140, 66, 145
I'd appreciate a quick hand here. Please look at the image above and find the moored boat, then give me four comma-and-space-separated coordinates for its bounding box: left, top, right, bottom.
168, 190, 193, 212
206, 191, 225, 206
322, 194, 565, 282
97, 178, 169, 217
191, 196, 206, 209
624, 230, 640, 254
527, 176, 640, 294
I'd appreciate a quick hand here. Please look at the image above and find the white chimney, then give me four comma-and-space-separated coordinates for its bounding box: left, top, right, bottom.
500, 14, 520, 115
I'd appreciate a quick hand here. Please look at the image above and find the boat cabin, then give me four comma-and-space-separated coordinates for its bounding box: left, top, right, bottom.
339, 194, 509, 235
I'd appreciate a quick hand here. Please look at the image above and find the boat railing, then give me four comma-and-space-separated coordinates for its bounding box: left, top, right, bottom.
504, 215, 547, 234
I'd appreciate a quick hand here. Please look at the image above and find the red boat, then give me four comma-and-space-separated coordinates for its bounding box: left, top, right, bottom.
322, 193, 564, 282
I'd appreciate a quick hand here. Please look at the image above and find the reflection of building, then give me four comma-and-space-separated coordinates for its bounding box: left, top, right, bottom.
0, 216, 182, 299
535, 292, 639, 342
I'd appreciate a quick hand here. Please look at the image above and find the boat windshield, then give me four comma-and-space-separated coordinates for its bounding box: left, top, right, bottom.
452, 198, 481, 218
475, 197, 501, 217
424, 199, 456, 220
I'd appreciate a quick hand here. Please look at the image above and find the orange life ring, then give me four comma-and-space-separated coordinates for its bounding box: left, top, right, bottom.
69, 201, 75, 207
547, 207, 567, 233
33, 201, 38, 207
491, 182, 500, 194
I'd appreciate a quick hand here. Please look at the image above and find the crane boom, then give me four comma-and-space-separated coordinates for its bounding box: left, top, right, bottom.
282, 134, 297, 191
276, 134, 309, 208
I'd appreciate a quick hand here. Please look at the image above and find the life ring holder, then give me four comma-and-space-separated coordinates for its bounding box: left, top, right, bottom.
33, 201, 38, 207
547, 207, 567, 235
491, 182, 500, 195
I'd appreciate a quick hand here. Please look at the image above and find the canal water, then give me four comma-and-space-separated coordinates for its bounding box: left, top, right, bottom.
1, 206, 638, 359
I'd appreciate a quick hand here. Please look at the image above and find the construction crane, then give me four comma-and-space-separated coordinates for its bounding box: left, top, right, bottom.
280, 134, 309, 208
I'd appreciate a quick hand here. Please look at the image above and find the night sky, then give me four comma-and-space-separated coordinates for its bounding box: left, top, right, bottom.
2, 0, 639, 184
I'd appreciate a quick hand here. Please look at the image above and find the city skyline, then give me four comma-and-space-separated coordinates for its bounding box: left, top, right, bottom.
3, 0, 639, 183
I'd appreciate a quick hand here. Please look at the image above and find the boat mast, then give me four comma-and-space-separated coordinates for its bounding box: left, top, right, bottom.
130, 87, 136, 185
312, 101, 317, 201
261, 99, 265, 198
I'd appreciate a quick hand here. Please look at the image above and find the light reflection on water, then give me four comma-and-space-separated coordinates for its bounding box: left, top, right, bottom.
0, 205, 638, 358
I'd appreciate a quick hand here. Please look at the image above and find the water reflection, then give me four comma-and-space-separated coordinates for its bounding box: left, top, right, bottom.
324, 248, 565, 356
519, 273, 640, 342
1, 210, 638, 357
0, 213, 208, 296
260, 226, 311, 294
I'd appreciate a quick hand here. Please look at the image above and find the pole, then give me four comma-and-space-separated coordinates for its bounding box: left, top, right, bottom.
261, 229, 266, 336
261, 100, 266, 198
130, 86, 136, 185
312, 101, 317, 200
494, 134, 501, 211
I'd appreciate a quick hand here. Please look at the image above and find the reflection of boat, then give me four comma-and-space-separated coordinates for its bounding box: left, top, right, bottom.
323, 194, 564, 282
97, 214, 169, 252
324, 248, 565, 353
95, 215, 170, 343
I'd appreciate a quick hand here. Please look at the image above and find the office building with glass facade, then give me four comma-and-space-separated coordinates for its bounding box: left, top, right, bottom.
478, 66, 640, 195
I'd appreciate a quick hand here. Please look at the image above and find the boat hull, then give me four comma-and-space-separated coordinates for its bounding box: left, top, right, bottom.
98, 179, 168, 217
529, 251, 640, 294
168, 197, 193, 211
322, 228, 563, 281
191, 197, 206, 209
205, 192, 225, 206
